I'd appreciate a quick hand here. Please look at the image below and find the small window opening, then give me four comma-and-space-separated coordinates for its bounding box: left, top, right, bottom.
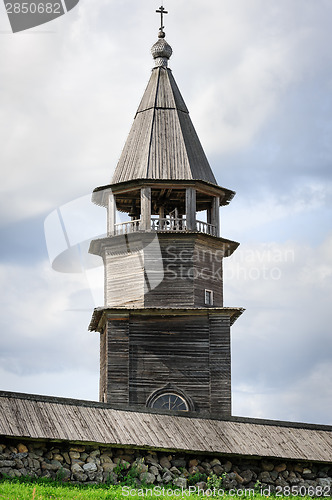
205, 289, 214, 306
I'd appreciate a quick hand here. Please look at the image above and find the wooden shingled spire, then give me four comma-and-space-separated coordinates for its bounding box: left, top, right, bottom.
111, 23, 217, 185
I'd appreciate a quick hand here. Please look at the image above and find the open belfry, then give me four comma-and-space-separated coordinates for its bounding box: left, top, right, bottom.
89, 7, 244, 417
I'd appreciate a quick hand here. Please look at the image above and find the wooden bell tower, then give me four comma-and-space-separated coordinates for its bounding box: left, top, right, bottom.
89, 12, 243, 417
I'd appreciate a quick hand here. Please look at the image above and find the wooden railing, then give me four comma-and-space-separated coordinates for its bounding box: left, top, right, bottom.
151, 217, 186, 231
113, 218, 217, 236
114, 219, 140, 235
196, 220, 217, 236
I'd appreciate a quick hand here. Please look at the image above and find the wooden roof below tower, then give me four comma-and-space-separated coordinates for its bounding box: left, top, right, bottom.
1, 391, 332, 464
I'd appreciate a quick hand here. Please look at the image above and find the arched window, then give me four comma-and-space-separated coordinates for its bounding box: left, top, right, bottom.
146, 385, 194, 412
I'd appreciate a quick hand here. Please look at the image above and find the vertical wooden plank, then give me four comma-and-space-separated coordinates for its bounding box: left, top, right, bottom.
185, 188, 196, 230
107, 316, 130, 405
209, 313, 231, 417
107, 192, 116, 236
211, 196, 220, 237
141, 187, 151, 230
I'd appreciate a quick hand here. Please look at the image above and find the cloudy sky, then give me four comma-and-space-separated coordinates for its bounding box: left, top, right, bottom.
0, 0, 331, 425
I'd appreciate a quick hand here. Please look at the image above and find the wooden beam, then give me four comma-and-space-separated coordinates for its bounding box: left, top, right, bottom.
186, 188, 196, 231
141, 187, 151, 231
107, 192, 116, 236
211, 197, 220, 237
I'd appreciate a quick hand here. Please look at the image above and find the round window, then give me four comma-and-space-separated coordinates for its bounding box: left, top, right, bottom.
150, 393, 189, 411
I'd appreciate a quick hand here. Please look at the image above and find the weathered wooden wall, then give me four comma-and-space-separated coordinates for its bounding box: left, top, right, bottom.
101, 310, 231, 417
101, 232, 226, 309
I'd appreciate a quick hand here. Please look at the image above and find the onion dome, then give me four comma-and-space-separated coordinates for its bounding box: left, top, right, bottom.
151, 32, 173, 67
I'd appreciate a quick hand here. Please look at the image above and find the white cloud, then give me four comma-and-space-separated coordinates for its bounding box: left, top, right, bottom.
228, 235, 332, 424
0, 261, 99, 383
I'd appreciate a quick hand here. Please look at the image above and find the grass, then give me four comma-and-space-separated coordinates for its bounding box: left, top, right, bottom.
0, 477, 326, 499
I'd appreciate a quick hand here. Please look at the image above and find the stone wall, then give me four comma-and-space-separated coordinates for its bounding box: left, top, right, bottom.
0, 438, 331, 495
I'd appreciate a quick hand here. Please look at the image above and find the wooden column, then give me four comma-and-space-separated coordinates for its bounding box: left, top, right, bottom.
107, 192, 116, 236
211, 196, 220, 237
186, 188, 196, 231
141, 187, 151, 231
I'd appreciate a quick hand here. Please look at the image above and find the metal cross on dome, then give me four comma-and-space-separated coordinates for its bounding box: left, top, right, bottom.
156, 5, 168, 32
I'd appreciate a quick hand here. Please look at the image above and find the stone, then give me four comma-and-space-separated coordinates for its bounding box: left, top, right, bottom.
0, 460, 15, 467
262, 461, 274, 472
100, 449, 113, 457
149, 465, 159, 476
103, 471, 117, 483
223, 476, 238, 490
173, 477, 187, 489
189, 466, 199, 475
53, 454, 64, 463
303, 468, 312, 475
140, 472, 155, 484
294, 465, 303, 473
213, 464, 224, 475
51, 460, 63, 470
17, 444, 28, 454
288, 477, 301, 485
69, 451, 80, 460
276, 478, 288, 487
90, 450, 100, 459
0, 468, 12, 476
100, 454, 113, 464
317, 478, 332, 488
58, 468, 71, 482
160, 456, 171, 469
146, 456, 159, 467
42, 462, 59, 471
189, 459, 199, 468
14, 458, 24, 468
0, 445, 6, 453
223, 461, 232, 473
70, 446, 85, 453
133, 461, 148, 474
210, 458, 221, 467
259, 471, 273, 484
172, 458, 186, 468
71, 463, 83, 474
162, 471, 173, 483
74, 472, 88, 482
241, 470, 254, 485
275, 463, 287, 473
234, 472, 244, 484
83, 462, 97, 473
102, 462, 117, 473
62, 452, 70, 465
170, 466, 181, 475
